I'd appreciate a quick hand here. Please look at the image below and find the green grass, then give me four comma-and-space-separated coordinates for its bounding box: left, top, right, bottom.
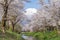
0, 30, 60, 40
23, 31, 60, 40
0, 30, 24, 40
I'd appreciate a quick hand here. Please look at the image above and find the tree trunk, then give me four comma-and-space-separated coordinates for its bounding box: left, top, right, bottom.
11, 22, 15, 32
2, 0, 8, 33
12, 24, 15, 32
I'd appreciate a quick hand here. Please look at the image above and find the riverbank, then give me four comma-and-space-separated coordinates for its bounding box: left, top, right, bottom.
22, 31, 60, 40
0, 30, 24, 40
0, 30, 60, 40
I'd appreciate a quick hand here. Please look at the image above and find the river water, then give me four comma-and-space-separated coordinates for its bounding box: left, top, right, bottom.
22, 34, 37, 40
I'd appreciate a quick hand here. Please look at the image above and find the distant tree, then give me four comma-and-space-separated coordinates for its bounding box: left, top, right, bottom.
8, 12, 24, 31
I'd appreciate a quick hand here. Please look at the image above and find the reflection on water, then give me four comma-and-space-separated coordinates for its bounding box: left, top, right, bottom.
22, 34, 37, 40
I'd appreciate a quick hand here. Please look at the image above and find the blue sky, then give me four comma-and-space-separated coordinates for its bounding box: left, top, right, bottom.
24, 0, 40, 9
24, 0, 48, 9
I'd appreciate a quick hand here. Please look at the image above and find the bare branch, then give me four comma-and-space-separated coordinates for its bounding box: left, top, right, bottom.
8, 0, 14, 6
0, 3, 4, 6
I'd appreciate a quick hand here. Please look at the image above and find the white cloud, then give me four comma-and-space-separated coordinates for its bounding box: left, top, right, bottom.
25, 8, 37, 16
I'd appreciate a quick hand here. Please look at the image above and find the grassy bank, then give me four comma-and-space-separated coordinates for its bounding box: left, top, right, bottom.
0, 30, 60, 40
23, 31, 60, 40
0, 30, 24, 40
